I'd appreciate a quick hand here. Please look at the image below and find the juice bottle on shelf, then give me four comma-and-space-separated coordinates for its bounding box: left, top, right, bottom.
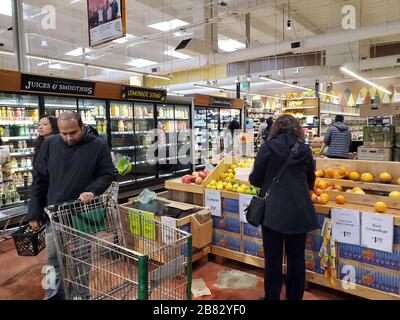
102, 121, 107, 134
1, 107, 6, 119
118, 120, 124, 133
128, 106, 133, 117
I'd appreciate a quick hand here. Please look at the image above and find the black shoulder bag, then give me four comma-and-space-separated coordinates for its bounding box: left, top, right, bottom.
245, 142, 299, 227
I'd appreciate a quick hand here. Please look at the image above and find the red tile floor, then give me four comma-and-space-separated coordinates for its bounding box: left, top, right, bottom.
0, 240, 358, 300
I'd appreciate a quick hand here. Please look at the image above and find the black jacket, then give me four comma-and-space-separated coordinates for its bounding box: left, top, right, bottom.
249, 133, 318, 234
27, 126, 114, 221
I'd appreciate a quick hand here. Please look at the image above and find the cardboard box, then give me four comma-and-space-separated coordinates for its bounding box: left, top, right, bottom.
305, 230, 323, 253
212, 230, 241, 252
338, 261, 400, 294
338, 243, 400, 271
222, 198, 239, 214
305, 251, 324, 275
393, 148, 400, 162
360, 103, 400, 117
395, 133, 400, 148
363, 125, 394, 146
242, 236, 264, 258
357, 146, 392, 161
212, 214, 241, 234
243, 223, 263, 239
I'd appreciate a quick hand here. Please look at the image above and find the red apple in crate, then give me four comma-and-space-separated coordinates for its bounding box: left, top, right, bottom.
199, 171, 207, 180
190, 176, 196, 183
181, 175, 192, 184
192, 171, 200, 177
195, 176, 203, 185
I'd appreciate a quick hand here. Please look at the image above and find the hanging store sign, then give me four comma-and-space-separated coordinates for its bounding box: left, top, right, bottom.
209, 96, 233, 107
121, 86, 166, 102
87, 0, 126, 47
21, 74, 95, 96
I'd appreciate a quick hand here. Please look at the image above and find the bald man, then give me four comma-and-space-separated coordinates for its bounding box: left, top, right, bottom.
27, 111, 114, 300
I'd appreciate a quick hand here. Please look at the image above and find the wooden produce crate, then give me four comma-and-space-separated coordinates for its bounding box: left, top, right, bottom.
316, 158, 400, 193
120, 196, 212, 261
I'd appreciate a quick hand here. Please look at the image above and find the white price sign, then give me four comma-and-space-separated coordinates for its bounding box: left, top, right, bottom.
361, 212, 394, 253
331, 208, 360, 245
204, 189, 222, 217
239, 194, 253, 223
160, 216, 177, 244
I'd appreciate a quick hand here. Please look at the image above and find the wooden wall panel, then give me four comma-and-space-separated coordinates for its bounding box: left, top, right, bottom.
0, 70, 21, 93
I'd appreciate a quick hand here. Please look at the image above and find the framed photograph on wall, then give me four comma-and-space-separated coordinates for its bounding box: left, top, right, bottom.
87, 0, 126, 47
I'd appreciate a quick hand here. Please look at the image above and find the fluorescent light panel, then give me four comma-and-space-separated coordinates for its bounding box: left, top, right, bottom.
148, 19, 188, 31
147, 74, 171, 80
112, 33, 135, 44
65, 47, 91, 57
163, 47, 191, 59
128, 58, 156, 68
260, 76, 312, 92
340, 66, 392, 95
218, 38, 245, 52
48, 63, 65, 70
0, 0, 12, 16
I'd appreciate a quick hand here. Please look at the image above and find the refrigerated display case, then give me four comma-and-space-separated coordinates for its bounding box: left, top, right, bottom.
44, 96, 77, 116
0, 93, 38, 207
219, 108, 241, 130
193, 106, 242, 168
157, 104, 191, 178
78, 99, 107, 139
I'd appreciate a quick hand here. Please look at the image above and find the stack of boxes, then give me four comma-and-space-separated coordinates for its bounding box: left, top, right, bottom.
358, 122, 394, 161
358, 103, 400, 161
211, 198, 264, 258
394, 115, 400, 162
305, 214, 326, 275
337, 225, 400, 294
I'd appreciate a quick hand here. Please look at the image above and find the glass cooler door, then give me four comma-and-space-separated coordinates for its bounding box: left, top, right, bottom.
193, 107, 207, 168
78, 99, 107, 141
109, 101, 135, 186
0, 93, 39, 205
133, 102, 156, 182
157, 104, 176, 178
174, 104, 191, 174
44, 96, 78, 117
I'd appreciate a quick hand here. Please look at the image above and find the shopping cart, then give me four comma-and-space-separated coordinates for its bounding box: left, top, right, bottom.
45, 183, 192, 300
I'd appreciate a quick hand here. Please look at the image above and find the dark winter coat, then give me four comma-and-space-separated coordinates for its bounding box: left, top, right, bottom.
324, 122, 351, 159
249, 133, 318, 234
26, 126, 114, 221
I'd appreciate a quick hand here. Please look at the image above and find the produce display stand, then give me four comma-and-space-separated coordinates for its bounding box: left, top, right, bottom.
120, 195, 212, 263
164, 156, 400, 300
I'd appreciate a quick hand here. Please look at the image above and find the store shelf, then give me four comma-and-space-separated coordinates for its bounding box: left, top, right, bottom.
10, 151, 34, 157
13, 167, 33, 172
111, 131, 135, 135
137, 176, 156, 182
0, 178, 13, 183
2, 136, 37, 141
111, 146, 135, 151
158, 118, 175, 121
110, 116, 131, 120
17, 184, 32, 189
320, 178, 400, 193
135, 117, 153, 120
136, 145, 152, 149
302, 125, 319, 127
282, 106, 318, 111
135, 131, 149, 134
0, 120, 37, 125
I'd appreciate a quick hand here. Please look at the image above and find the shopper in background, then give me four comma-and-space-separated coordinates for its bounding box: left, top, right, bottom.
258, 117, 267, 142
111, 0, 119, 20
249, 114, 318, 301
323, 115, 351, 159
33, 115, 59, 167
27, 111, 114, 300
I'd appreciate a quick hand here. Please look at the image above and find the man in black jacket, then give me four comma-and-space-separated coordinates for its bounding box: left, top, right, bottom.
27, 111, 114, 300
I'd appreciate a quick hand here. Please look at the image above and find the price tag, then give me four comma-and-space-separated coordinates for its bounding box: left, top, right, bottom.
204, 189, 221, 217
361, 212, 394, 253
239, 194, 253, 223
161, 216, 177, 244
331, 208, 360, 245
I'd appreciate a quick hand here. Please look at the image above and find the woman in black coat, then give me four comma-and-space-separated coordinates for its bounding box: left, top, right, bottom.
249, 114, 318, 300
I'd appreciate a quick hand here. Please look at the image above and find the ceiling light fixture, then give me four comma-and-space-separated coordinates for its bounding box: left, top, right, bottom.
148, 19, 188, 31
287, 19, 292, 30
146, 74, 171, 81
260, 76, 312, 92
340, 66, 392, 95
218, 37, 246, 52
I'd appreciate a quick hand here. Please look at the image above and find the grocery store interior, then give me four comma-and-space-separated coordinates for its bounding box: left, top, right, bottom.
0, 0, 399, 301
